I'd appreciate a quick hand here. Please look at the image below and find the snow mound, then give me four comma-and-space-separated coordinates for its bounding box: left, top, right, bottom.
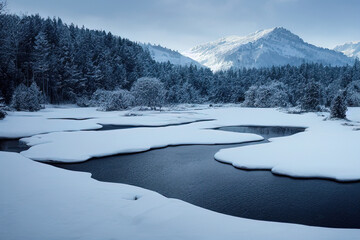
215, 121, 360, 182
20, 125, 263, 162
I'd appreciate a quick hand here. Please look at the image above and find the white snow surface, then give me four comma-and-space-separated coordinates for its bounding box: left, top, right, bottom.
183, 27, 351, 71
20, 124, 263, 162
1, 151, 359, 240
209, 107, 360, 181
0, 106, 213, 138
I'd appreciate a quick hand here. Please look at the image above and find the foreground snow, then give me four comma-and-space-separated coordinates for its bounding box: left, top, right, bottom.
1, 151, 359, 240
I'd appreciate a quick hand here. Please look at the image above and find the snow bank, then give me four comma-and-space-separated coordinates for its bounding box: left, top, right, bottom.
212, 108, 360, 182
1, 151, 359, 240
20, 125, 263, 162
0, 115, 102, 139
0, 106, 212, 138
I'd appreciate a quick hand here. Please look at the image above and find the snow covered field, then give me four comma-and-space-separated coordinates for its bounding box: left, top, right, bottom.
1, 105, 360, 239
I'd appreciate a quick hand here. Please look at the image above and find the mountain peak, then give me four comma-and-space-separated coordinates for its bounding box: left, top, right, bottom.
183, 28, 351, 71
334, 41, 360, 58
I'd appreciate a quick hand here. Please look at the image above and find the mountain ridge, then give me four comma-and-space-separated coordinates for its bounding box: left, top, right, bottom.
141, 43, 204, 68
183, 27, 352, 71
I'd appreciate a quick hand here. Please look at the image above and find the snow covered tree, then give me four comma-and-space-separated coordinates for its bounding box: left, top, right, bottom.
243, 81, 290, 108
300, 80, 321, 111
11, 84, 28, 110
33, 31, 50, 97
90, 89, 108, 107
242, 86, 257, 107
131, 77, 166, 109
99, 90, 134, 111
89, 89, 134, 111
76, 96, 90, 107
11, 82, 42, 111
330, 91, 347, 119
345, 80, 360, 106
0, 92, 6, 119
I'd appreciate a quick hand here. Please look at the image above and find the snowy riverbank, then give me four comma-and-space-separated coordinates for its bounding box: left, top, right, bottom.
8, 105, 360, 181
1, 151, 360, 240
1, 105, 360, 239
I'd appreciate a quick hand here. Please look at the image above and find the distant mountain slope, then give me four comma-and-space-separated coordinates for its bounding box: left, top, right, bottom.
141, 43, 203, 68
334, 42, 360, 59
183, 27, 352, 71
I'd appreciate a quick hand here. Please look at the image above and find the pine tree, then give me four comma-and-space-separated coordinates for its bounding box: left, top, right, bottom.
300, 80, 321, 111
0, 92, 6, 119
330, 91, 347, 119
33, 31, 50, 97
10, 82, 41, 111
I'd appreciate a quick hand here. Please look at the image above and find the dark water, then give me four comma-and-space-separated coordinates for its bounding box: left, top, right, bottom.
47, 117, 95, 120
98, 119, 215, 131
0, 139, 29, 152
51, 126, 360, 229
216, 125, 306, 139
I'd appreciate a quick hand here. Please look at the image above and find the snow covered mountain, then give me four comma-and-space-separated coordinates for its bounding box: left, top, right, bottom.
334, 42, 360, 59
183, 27, 352, 71
141, 43, 203, 68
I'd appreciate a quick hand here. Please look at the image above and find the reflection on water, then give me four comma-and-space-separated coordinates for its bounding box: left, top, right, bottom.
217, 125, 306, 139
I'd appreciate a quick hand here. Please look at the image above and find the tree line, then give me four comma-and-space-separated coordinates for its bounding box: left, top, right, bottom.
1, 12, 360, 116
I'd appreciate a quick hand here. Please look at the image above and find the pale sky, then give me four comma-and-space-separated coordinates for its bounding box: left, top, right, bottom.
7, 0, 360, 52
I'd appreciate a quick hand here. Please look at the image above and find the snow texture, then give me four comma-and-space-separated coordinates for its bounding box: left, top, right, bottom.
1, 151, 359, 240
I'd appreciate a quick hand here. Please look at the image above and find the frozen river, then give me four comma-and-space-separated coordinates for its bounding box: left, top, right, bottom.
48, 125, 360, 229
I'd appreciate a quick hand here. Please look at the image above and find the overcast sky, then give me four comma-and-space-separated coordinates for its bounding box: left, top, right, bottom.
7, 0, 360, 52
